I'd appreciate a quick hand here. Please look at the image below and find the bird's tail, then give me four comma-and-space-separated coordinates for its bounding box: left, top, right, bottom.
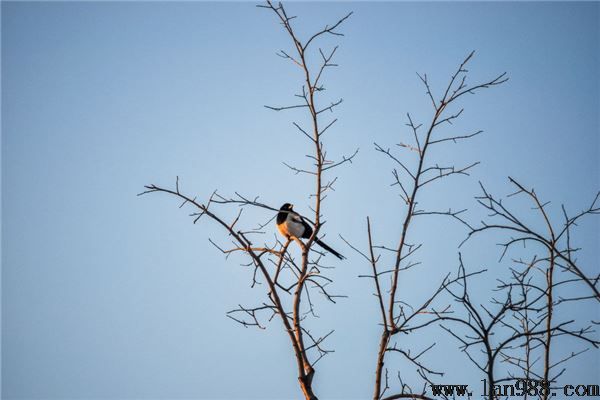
315, 238, 345, 260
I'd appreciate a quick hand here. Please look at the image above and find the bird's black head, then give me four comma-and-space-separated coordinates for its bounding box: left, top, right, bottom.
280, 203, 294, 211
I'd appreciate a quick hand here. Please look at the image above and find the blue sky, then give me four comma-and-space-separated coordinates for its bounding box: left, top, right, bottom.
2, 2, 598, 399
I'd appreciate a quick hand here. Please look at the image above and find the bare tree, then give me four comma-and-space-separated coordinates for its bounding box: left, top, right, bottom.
139, 2, 354, 399
349, 52, 598, 400
466, 178, 600, 302
343, 52, 507, 400
348, 53, 600, 400
431, 253, 598, 399
139, 3, 598, 399
438, 179, 600, 399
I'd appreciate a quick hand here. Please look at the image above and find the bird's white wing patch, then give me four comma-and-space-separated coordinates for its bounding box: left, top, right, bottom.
284, 213, 305, 238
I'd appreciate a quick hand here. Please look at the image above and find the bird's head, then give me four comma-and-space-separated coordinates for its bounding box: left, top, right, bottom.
280, 203, 294, 211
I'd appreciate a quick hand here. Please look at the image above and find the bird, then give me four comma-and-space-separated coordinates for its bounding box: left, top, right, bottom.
276, 203, 345, 260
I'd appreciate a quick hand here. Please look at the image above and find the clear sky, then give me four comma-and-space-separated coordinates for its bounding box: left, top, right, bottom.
2, 1, 598, 399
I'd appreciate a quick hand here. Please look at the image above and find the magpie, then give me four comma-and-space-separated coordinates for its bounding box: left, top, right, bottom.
276, 203, 345, 260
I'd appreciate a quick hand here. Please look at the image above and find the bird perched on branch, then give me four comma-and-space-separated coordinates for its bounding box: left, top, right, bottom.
276, 203, 345, 260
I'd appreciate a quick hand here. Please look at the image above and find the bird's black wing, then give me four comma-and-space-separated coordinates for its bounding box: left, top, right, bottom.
298, 217, 313, 239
